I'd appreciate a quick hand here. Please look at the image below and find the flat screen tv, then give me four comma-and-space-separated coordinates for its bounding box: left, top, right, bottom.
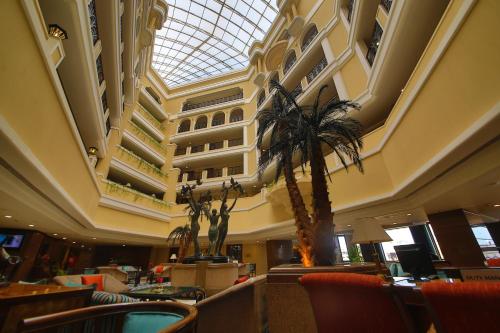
0, 234, 25, 249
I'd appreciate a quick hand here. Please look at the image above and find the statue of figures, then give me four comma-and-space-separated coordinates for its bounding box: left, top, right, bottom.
206, 209, 219, 256
215, 178, 244, 256
180, 181, 211, 258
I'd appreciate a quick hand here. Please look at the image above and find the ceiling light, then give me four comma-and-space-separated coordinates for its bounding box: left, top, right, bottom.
122, 244, 126, 247
81, 245, 85, 248
392, 222, 397, 225
4, 215, 12, 218
92, 237, 97, 240
494, 204, 500, 207
72, 241, 76, 244
347, 224, 352, 227
48, 24, 68, 40
407, 213, 412, 216
28, 224, 35, 227
62, 237, 67, 240
53, 233, 58, 236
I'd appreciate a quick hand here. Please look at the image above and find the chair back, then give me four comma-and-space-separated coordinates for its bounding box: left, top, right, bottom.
299, 273, 409, 333
18, 301, 197, 333
421, 281, 500, 333
486, 258, 500, 267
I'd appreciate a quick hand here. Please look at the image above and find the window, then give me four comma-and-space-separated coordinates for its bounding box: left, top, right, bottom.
178, 119, 191, 133
472, 225, 499, 259
337, 235, 350, 262
381, 227, 415, 261
211, 112, 225, 126
229, 109, 243, 123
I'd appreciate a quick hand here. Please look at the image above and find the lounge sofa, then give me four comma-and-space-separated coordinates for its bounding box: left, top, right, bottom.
54, 273, 129, 293
195, 275, 267, 333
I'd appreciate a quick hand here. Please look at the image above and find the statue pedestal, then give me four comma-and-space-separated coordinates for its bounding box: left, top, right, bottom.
182, 255, 230, 264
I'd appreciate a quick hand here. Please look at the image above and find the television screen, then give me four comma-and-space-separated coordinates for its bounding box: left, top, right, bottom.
0, 234, 25, 249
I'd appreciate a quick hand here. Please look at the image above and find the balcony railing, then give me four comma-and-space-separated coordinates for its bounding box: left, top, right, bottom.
209, 141, 223, 150
194, 121, 207, 130
137, 105, 163, 131
127, 121, 167, 155
88, 0, 100, 45
228, 166, 243, 176
116, 146, 168, 182
290, 84, 303, 99
96, 55, 104, 85
347, 0, 355, 22
101, 92, 108, 114
228, 138, 243, 147
182, 92, 243, 112
191, 144, 204, 154
306, 57, 328, 84
301, 26, 318, 52
366, 22, 383, 66
187, 171, 202, 181
206, 168, 223, 179
174, 147, 187, 156
283, 53, 297, 75
178, 124, 190, 133
145, 87, 162, 105
381, 0, 393, 13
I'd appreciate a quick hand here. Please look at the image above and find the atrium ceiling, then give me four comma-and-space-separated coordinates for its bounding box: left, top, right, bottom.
152, 0, 279, 87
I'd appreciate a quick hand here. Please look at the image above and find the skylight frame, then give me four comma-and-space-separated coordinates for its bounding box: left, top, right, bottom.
152, 0, 279, 87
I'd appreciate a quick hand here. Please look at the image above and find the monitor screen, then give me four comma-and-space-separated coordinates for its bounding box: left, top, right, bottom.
0, 234, 25, 249
394, 243, 436, 279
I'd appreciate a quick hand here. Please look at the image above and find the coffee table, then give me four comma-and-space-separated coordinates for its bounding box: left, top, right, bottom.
122, 285, 206, 303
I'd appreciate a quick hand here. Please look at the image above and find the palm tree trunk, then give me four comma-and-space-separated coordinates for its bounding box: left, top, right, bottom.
283, 161, 313, 267
310, 141, 336, 266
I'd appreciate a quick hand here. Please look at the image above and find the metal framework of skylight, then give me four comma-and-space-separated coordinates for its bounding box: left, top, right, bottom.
152, 0, 278, 87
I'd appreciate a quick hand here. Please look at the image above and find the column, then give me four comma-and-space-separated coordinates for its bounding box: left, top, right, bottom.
427, 209, 485, 266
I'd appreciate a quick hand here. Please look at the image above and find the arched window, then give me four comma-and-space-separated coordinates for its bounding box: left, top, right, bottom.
283, 51, 297, 75
268, 72, 280, 94
301, 25, 318, 52
257, 90, 266, 108
211, 112, 225, 126
178, 119, 191, 133
194, 116, 208, 130
230, 109, 243, 123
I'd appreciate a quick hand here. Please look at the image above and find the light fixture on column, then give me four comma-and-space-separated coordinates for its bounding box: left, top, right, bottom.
352, 222, 392, 275
87, 147, 98, 168
48, 24, 68, 40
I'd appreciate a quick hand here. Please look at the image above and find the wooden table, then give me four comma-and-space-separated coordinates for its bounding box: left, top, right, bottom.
0, 283, 93, 333
122, 285, 206, 302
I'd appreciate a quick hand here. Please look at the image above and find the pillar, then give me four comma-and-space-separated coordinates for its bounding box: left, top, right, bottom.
427, 209, 485, 266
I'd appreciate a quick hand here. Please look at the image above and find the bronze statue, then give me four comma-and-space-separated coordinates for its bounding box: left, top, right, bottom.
215, 178, 244, 256
206, 209, 219, 256
180, 180, 211, 258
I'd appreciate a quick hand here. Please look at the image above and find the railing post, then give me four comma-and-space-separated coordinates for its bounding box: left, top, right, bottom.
222, 167, 228, 177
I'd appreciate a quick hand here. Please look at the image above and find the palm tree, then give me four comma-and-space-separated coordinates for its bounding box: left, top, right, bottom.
257, 83, 314, 266
167, 224, 192, 263
271, 82, 364, 266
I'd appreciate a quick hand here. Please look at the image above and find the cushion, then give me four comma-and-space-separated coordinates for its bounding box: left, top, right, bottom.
154, 265, 165, 274
81, 275, 104, 291
122, 311, 183, 333
234, 275, 250, 285
91, 291, 139, 305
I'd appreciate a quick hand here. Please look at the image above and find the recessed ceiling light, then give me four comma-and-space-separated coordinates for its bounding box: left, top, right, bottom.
392, 222, 397, 225
494, 204, 500, 207
92, 237, 97, 240
28, 224, 35, 227
72, 241, 76, 244
407, 213, 412, 216
4, 215, 12, 218
122, 244, 126, 247
62, 237, 67, 240
81, 245, 85, 248
347, 224, 352, 227
53, 233, 58, 236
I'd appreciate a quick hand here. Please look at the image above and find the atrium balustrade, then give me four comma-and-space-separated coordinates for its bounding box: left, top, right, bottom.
206, 168, 223, 179
209, 141, 223, 150
174, 146, 187, 156
366, 22, 383, 66
88, 0, 99, 45
381, 0, 393, 13
228, 165, 243, 176
194, 116, 208, 130
182, 91, 243, 112
306, 57, 328, 84
347, 0, 355, 23
283, 51, 297, 75
257, 91, 266, 108
301, 25, 318, 52
211, 112, 225, 126
229, 109, 243, 123
174, 137, 244, 157
190, 144, 204, 154
178, 119, 191, 133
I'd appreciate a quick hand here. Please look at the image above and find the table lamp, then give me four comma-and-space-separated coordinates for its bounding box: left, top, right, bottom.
351, 223, 392, 274
170, 253, 177, 263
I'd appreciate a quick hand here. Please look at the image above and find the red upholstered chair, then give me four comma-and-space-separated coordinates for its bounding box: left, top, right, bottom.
486, 257, 500, 267
299, 273, 411, 333
421, 281, 500, 333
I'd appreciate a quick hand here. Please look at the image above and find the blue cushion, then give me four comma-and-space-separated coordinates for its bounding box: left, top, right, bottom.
122, 312, 183, 333
65, 282, 85, 287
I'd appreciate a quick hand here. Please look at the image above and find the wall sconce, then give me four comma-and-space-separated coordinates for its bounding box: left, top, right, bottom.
48, 24, 68, 40
87, 147, 98, 168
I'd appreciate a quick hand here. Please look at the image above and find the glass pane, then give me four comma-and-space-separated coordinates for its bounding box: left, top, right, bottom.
472, 225, 499, 259
338, 235, 349, 262
153, 0, 279, 87
381, 227, 415, 261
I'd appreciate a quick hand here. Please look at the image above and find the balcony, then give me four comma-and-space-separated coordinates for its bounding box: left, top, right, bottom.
306, 57, 328, 84
366, 22, 383, 66
347, 0, 355, 23
114, 145, 168, 185
136, 105, 163, 132
228, 165, 243, 176
174, 146, 187, 156
132, 107, 165, 141
125, 121, 168, 158
182, 91, 243, 112
139, 88, 167, 121
381, 0, 393, 13
206, 168, 223, 179
88, 0, 100, 45
209, 141, 223, 150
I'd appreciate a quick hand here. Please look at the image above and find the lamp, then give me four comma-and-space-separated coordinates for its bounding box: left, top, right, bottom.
351, 223, 392, 274
48, 24, 68, 40
170, 253, 177, 263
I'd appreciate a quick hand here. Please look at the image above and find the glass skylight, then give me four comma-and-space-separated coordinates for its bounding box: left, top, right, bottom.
152, 0, 279, 87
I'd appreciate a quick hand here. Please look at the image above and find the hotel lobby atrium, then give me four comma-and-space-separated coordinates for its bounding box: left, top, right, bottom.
0, 0, 499, 332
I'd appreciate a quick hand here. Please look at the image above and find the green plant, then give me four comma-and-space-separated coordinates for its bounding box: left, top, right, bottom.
104, 180, 171, 209
167, 224, 192, 263
348, 244, 363, 263
258, 80, 364, 266
138, 105, 163, 130
116, 145, 168, 179
128, 120, 167, 153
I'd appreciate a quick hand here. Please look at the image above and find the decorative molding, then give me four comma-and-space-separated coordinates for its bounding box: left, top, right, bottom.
110, 157, 167, 192
99, 194, 171, 222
